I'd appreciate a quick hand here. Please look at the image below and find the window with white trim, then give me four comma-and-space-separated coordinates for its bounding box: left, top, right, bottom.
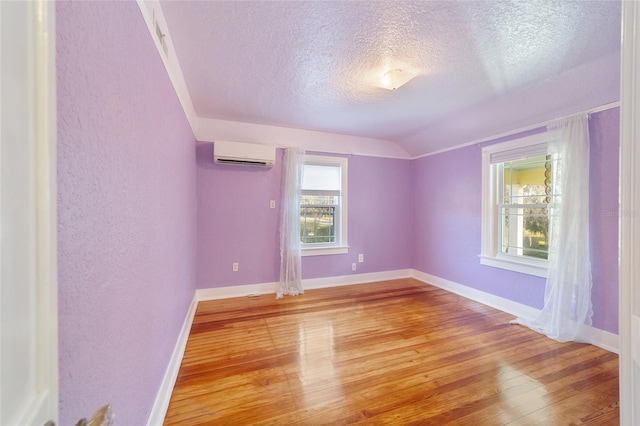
300, 155, 348, 256
480, 133, 554, 277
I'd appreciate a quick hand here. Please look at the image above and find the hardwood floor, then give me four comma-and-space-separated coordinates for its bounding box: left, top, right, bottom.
163, 279, 619, 425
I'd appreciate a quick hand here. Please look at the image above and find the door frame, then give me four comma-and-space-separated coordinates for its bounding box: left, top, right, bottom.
0, 0, 58, 423
33, 0, 59, 422
619, 1, 640, 424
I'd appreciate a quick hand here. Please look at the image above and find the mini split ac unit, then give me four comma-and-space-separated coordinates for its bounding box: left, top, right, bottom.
213, 140, 276, 168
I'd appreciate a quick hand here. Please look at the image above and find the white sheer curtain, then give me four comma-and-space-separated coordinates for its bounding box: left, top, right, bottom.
512, 114, 593, 342
277, 147, 304, 299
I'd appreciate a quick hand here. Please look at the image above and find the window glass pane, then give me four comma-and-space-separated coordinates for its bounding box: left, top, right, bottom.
302, 164, 341, 191
499, 155, 551, 260
300, 195, 337, 244
299, 157, 347, 249
500, 206, 549, 259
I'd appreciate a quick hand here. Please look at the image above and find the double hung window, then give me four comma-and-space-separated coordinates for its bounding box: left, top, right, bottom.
480, 133, 553, 277
300, 155, 348, 255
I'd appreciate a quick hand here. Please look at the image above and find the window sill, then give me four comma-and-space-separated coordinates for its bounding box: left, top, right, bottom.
302, 246, 349, 257
479, 254, 548, 278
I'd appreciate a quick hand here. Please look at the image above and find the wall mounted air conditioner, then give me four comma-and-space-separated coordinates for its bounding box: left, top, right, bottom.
213, 140, 276, 168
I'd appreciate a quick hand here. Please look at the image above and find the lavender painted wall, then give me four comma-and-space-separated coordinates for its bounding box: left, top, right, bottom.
412, 108, 620, 334
196, 142, 282, 287
412, 137, 546, 308
57, 2, 197, 424
303, 154, 412, 279
196, 145, 412, 287
52, 2, 619, 423
589, 108, 620, 333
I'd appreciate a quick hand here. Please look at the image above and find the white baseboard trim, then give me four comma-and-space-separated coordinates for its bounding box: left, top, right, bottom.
303, 269, 412, 290
150, 268, 619, 424
582, 324, 620, 354
410, 269, 540, 320
411, 269, 619, 353
196, 269, 413, 301
196, 281, 278, 301
146, 295, 199, 426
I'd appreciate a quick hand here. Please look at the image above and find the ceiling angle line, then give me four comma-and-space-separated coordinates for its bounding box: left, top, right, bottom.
413, 101, 621, 160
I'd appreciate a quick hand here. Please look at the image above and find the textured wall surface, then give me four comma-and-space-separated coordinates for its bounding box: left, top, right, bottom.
52, 1, 620, 422
411, 108, 620, 334
412, 135, 547, 308
196, 142, 282, 287
57, 2, 197, 424
303, 154, 413, 279
589, 108, 620, 334
196, 144, 412, 288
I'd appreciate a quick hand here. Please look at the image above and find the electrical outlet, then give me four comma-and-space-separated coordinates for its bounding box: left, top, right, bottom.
352, 263, 357, 271
270, 200, 276, 209
232, 262, 239, 272
358, 253, 364, 263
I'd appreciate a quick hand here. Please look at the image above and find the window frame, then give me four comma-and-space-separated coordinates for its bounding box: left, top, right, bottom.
300, 155, 348, 256
480, 133, 549, 278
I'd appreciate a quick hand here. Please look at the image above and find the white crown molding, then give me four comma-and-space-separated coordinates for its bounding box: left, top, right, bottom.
196, 117, 412, 159
134, 3, 410, 160
146, 295, 199, 426
136, 0, 198, 136
134, 2, 619, 162
412, 101, 620, 160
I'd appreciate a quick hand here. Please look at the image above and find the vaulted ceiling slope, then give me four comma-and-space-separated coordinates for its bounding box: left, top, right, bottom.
159, 0, 621, 157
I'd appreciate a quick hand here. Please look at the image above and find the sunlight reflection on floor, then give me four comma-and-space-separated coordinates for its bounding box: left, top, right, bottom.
297, 319, 344, 405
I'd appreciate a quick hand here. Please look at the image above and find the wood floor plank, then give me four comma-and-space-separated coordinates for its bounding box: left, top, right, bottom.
163, 278, 619, 425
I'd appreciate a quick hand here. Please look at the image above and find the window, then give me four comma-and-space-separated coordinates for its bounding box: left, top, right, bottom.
300, 155, 348, 256
500, 155, 552, 260
480, 133, 553, 277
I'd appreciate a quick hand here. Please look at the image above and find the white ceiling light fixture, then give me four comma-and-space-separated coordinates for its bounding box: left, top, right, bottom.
373, 68, 417, 90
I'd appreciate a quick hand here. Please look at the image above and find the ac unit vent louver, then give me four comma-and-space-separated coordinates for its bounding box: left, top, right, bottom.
213, 141, 276, 168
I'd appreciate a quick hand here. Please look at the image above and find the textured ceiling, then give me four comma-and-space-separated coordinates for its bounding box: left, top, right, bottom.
159, 0, 621, 156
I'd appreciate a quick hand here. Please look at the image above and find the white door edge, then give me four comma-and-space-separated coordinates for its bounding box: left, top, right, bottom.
0, 0, 58, 424
619, 0, 640, 424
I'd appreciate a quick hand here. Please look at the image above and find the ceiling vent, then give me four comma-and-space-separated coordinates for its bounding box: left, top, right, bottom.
213, 140, 276, 168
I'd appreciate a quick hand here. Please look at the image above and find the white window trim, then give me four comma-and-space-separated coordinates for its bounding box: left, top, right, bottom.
480, 133, 549, 278
301, 246, 349, 257
301, 155, 348, 256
